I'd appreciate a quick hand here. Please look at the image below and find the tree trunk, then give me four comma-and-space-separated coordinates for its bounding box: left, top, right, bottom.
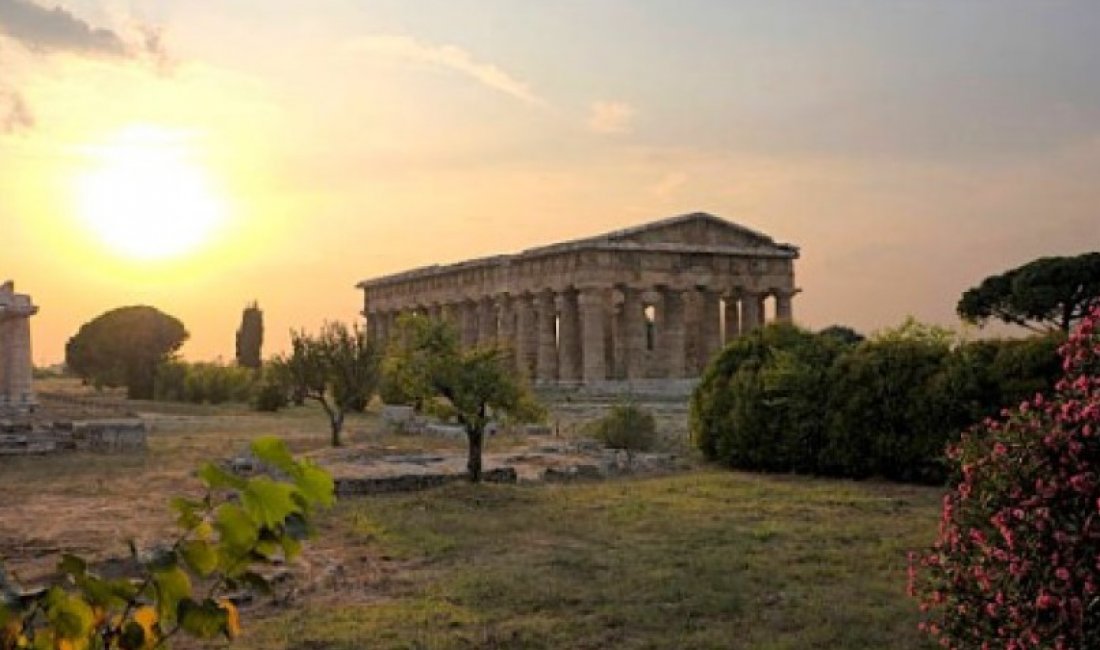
330, 411, 344, 447
466, 428, 483, 482
319, 397, 343, 447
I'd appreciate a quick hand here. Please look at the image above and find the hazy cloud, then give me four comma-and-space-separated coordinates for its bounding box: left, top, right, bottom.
587, 100, 635, 134
0, 1, 170, 134
0, 0, 129, 56
349, 34, 546, 107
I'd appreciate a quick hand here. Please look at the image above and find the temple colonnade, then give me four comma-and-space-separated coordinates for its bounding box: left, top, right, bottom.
359, 213, 799, 385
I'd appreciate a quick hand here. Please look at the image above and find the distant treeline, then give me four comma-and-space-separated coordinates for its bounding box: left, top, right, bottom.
690, 321, 1063, 484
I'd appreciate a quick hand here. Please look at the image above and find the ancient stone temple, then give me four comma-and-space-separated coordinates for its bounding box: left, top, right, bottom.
0, 281, 38, 413
358, 213, 799, 386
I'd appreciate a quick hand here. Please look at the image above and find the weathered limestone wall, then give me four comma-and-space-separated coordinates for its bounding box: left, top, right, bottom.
359, 213, 800, 385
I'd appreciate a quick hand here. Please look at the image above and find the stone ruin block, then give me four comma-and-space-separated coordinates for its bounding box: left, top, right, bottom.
71, 419, 148, 452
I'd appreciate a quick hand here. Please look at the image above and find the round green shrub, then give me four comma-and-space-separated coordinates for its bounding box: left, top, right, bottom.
691, 323, 841, 473
591, 402, 658, 455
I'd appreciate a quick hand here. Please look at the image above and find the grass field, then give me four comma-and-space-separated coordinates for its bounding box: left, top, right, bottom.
243, 472, 940, 650
1, 386, 941, 649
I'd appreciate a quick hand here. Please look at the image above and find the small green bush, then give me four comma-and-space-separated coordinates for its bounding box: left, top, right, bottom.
591, 402, 658, 455
252, 379, 289, 412
154, 360, 258, 405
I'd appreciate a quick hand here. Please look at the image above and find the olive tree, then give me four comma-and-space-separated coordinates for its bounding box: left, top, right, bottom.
382, 314, 544, 482
272, 322, 380, 447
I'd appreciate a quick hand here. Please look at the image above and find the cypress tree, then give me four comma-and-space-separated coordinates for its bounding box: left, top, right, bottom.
236, 302, 264, 369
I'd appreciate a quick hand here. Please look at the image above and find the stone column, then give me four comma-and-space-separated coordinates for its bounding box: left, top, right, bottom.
496, 294, 515, 350
699, 287, 722, 368
427, 303, 443, 322
477, 296, 497, 345
440, 303, 458, 328
376, 311, 391, 344
513, 293, 538, 380
366, 311, 379, 343
659, 287, 687, 379
579, 287, 608, 383
6, 316, 33, 406
0, 319, 10, 407
460, 300, 479, 348
775, 290, 795, 323
723, 295, 741, 343
741, 292, 765, 332
620, 286, 647, 381
535, 290, 558, 383
557, 288, 582, 383
0, 286, 38, 410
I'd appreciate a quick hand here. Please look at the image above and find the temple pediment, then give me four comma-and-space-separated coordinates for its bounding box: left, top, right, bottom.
597, 212, 784, 250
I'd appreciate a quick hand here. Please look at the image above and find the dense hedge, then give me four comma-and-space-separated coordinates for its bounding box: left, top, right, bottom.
154, 360, 257, 404
690, 322, 1063, 484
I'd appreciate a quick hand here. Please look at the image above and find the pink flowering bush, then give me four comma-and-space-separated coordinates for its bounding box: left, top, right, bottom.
910, 307, 1100, 649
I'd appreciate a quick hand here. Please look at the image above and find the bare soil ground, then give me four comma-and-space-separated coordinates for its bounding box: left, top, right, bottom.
1, 381, 942, 649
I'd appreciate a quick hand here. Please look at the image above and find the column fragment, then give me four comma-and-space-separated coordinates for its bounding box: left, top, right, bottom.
477, 297, 497, 345
659, 287, 687, 379
557, 289, 582, 383
740, 293, 764, 333
535, 290, 558, 383
723, 296, 741, 343
620, 286, 647, 381
579, 287, 608, 383
513, 293, 537, 380
699, 287, 722, 368
775, 290, 795, 323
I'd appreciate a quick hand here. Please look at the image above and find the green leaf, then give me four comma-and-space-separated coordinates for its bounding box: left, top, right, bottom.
31, 631, 54, 650
152, 565, 192, 624
250, 436, 296, 474
294, 463, 336, 508
280, 533, 303, 561
241, 478, 300, 529
214, 503, 259, 557
106, 578, 140, 603
45, 589, 95, 639
252, 538, 281, 560
177, 598, 227, 639
198, 463, 247, 491
181, 540, 218, 577
170, 497, 204, 529
119, 621, 146, 650
76, 575, 129, 609
58, 554, 87, 579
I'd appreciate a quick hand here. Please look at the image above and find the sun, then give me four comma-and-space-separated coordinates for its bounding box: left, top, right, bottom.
73, 125, 227, 261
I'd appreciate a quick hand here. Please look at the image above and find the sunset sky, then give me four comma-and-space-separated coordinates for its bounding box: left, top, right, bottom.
2, 0, 1098, 365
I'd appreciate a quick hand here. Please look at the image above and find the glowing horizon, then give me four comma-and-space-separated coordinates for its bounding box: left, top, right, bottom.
2, 1, 1098, 365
